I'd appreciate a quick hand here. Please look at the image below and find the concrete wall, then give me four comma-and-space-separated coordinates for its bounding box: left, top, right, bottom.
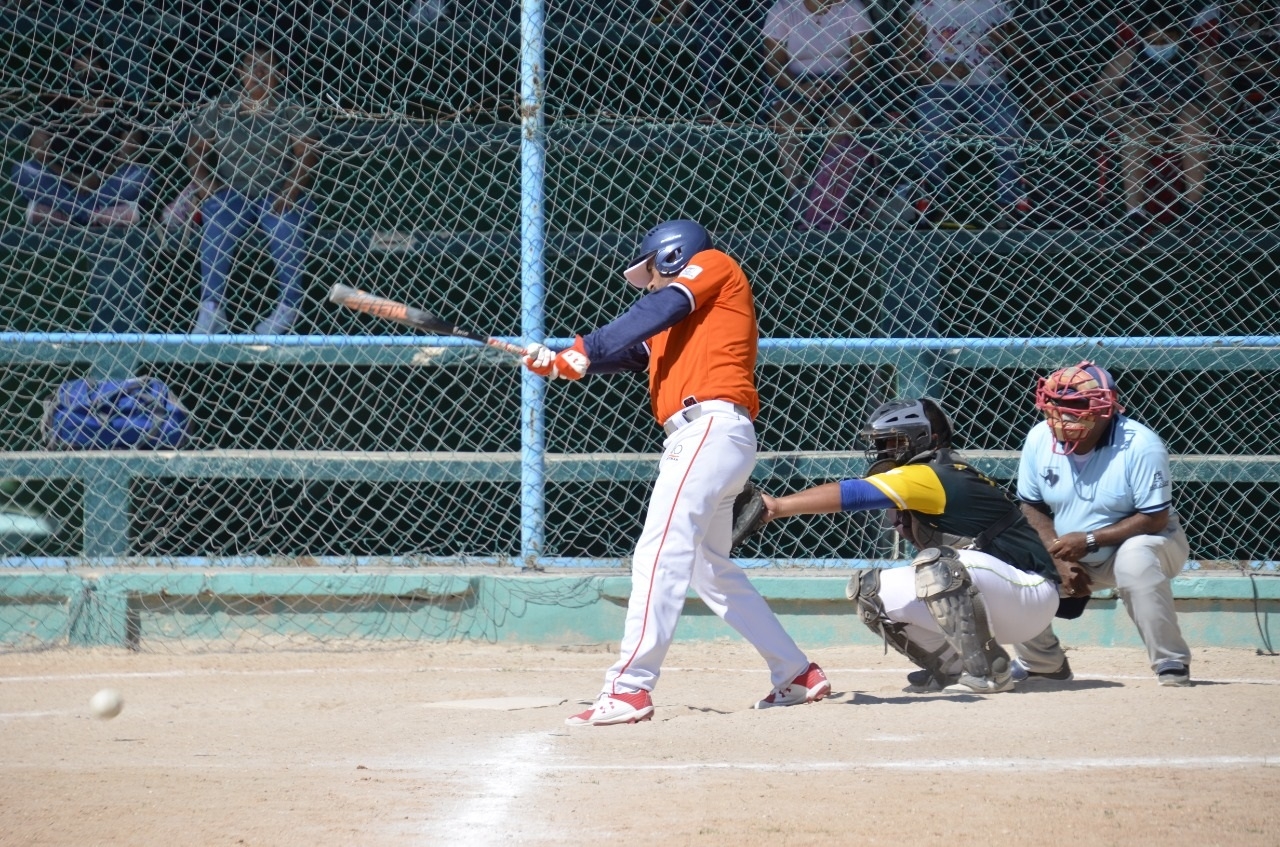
2, 570, 1276, 652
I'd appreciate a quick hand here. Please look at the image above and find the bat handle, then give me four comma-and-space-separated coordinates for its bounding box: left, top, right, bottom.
489, 338, 528, 357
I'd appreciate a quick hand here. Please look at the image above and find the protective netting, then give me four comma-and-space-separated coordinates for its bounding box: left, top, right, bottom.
2, 1, 1279, 649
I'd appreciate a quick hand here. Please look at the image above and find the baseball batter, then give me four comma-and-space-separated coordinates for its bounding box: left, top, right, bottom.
523, 219, 829, 727
757, 399, 1061, 694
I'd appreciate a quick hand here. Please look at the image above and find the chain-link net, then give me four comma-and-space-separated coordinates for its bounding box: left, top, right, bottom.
1, 1, 1278, 649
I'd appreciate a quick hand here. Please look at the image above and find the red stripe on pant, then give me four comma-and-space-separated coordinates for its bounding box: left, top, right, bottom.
611, 418, 716, 694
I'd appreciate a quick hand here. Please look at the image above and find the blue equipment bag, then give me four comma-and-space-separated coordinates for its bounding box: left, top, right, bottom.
43, 377, 190, 450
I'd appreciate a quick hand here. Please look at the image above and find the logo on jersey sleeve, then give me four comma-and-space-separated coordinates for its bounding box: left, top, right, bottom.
677, 264, 703, 280
1150, 470, 1167, 492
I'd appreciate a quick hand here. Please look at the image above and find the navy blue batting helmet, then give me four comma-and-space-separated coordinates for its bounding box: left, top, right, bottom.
624, 219, 713, 288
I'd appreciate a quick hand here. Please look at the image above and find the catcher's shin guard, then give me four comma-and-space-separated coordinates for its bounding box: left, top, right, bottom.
847, 568, 951, 679
911, 547, 1010, 683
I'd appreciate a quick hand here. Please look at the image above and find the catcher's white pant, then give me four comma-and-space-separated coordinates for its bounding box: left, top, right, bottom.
875, 549, 1060, 675
1015, 526, 1191, 673
603, 406, 811, 696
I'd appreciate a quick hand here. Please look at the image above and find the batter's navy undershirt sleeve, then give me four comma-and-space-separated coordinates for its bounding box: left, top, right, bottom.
582, 287, 691, 373
838, 478, 895, 512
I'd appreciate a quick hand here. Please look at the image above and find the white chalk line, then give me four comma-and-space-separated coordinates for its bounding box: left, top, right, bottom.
1, 752, 1273, 776
544, 755, 1277, 773
418, 732, 557, 847
0, 710, 70, 720
4, 666, 1280, 686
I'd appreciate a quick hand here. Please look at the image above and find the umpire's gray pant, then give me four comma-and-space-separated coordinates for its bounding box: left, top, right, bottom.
1014, 525, 1191, 673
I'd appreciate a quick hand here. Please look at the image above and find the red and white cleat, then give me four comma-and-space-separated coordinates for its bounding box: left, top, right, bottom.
565, 690, 655, 727
754, 662, 831, 709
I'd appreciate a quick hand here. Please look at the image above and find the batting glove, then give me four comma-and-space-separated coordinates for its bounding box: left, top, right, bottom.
553, 335, 590, 380
523, 342, 557, 377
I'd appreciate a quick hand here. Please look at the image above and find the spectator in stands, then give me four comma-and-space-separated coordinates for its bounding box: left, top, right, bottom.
10, 45, 151, 228
1198, 1, 1280, 134
408, 0, 451, 25
187, 42, 319, 335
1094, 4, 1226, 233
1003, 2, 1118, 229
900, 0, 1032, 228
1008, 0, 1110, 128
762, 0, 876, 227
651, 0, 763, 122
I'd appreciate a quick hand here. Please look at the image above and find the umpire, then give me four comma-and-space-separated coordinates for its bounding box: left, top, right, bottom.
1013, 361, 1193, 687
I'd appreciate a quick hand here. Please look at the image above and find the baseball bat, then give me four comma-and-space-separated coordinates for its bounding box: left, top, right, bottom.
328, 284, 526, 357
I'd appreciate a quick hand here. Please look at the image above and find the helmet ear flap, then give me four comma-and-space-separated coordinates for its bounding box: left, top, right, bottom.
628, 220, 712, 280
655, 245, 684, 276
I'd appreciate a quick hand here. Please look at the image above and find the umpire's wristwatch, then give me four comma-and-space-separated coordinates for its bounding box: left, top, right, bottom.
1085, 532, 1099, 554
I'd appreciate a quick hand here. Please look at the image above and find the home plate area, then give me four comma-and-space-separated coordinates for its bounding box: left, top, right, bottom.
1, 641, 1276, 846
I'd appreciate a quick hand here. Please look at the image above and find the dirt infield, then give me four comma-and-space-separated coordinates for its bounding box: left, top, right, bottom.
2, 641, 1278, 846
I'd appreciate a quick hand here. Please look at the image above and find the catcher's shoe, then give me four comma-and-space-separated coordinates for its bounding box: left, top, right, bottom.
943, 670, 1015, 694
1010, 656, 1073, 684
565, 691, 654, 727
754, 662, 831, 709
903, 669, 960, 693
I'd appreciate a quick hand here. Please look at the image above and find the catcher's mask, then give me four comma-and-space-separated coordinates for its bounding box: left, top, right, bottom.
623, 219, 713, 289
860, 398, 953, 466
1035, 361, 1125, 454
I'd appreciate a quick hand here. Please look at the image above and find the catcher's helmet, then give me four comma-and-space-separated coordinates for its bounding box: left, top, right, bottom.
1035, 360, 1125, 454
861, 398, 954, 466
624, 219, 713, 288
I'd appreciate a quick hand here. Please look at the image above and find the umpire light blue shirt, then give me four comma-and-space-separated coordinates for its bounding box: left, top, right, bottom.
1016, 415, 1179, 565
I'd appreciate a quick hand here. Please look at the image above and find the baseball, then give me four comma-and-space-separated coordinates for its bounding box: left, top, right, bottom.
90, 688, 123, 719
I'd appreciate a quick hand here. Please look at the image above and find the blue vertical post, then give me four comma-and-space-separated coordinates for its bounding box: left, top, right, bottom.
519, 0, 548, 569
83, 229, 148, 559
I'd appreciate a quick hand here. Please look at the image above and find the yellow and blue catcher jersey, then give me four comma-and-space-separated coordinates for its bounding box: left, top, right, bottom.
866, 459, 1056, 580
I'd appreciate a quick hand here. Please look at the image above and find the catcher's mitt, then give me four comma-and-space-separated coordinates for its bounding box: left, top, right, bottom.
731, 480, 768, 549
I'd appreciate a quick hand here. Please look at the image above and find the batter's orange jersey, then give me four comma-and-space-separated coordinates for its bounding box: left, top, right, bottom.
647, 249, 760, 425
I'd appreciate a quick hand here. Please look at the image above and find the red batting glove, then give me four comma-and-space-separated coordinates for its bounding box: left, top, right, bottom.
523, 342, 556, 377
553, 335, 590, 380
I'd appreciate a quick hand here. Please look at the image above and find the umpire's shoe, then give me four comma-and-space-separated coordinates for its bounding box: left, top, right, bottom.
565, 690, 654, 727
1156, 662, 1192, 687
754, 663, 831, 709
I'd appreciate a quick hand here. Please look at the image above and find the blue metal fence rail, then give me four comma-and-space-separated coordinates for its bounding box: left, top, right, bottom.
2, 332, 1277, 568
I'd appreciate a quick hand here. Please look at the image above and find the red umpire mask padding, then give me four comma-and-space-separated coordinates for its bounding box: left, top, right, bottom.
1035, 361, 1126, 454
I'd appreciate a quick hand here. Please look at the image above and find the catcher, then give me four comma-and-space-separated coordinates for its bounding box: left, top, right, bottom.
734, 398, 1062, 693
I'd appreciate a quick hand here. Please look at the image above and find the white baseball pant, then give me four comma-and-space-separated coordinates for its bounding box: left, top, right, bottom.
603, 406, 811, 696
874, 549, 1061, 675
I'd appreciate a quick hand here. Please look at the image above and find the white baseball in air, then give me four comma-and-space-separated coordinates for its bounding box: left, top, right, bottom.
90, 688, 124, 719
